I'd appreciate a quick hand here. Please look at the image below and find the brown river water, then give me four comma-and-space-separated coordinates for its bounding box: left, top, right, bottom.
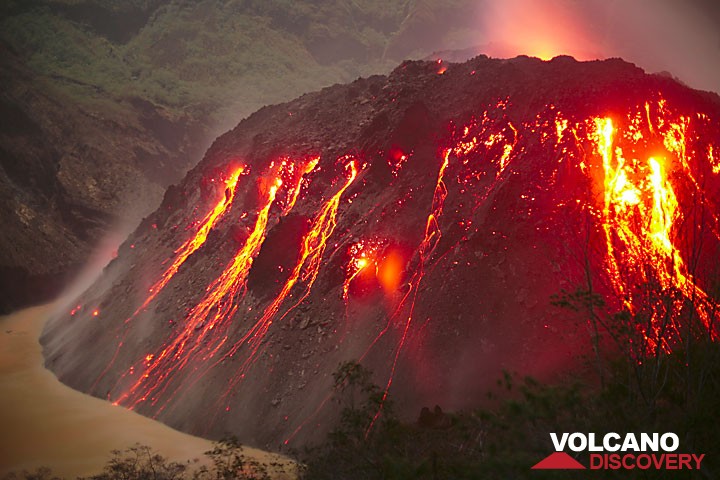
0, 302, 294, 478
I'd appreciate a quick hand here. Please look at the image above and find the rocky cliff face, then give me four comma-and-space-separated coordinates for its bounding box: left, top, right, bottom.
0, 0, 483, 313
0, 44, 209, 312
41, 55, 720, 449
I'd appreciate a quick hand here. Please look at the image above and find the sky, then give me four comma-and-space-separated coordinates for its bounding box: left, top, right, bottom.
474, 0, 720, 94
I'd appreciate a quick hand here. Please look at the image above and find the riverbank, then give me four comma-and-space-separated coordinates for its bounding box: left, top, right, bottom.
0, 302, 295, 478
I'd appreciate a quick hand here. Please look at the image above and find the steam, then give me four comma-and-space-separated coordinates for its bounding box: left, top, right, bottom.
49, 224, 135, 320
477, 0, 720, 94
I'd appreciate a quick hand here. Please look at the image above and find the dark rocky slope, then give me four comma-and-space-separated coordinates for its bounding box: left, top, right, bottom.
0, 44, 208, 312
0, 0, 483, 313
42, 55, 720, 450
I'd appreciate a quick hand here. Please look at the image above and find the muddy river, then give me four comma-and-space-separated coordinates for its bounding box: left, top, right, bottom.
0, 302, 293, 478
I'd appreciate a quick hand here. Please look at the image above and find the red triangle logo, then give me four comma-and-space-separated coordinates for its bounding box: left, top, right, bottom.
531, 451, 586, 470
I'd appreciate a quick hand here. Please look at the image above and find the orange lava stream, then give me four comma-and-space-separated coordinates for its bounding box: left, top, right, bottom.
93, 92, 720, 436
343, 256, 370, 303
590, 111, 716, 349
367, 149, 449, 431
357, 111, 520, 433
91, 167, 244, 393
112, 156, 325, 408
282, 156, 319, 215
114, 179, 281, 408
214, 160, 359, 409
134, 167, 245, 316
342, 240, 380, 303
120, 157, 319, 413
657, 105, 720, 244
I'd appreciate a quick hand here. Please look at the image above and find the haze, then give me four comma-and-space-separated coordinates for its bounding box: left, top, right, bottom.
476, 0, 720, 94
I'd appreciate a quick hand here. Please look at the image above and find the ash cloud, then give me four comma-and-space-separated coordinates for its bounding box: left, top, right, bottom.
476, 0, 720, 94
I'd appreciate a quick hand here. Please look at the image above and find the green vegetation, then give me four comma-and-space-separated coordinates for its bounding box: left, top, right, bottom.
0, 0, 478, 127
297, 342, 720, 478
298, 360, 486, 479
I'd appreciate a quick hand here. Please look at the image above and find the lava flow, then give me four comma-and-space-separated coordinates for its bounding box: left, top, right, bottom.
135, 167, 245, 315
42, 57, 720, 449
370, 148, 449, 427
590, 105, 718, 350
215, 160, 359, 405
114, 158, 319, 408
90, 166, 245, 391
342, 239, 381, 303
114, 177, 280, 407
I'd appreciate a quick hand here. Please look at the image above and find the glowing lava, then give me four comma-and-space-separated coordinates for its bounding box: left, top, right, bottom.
113, 158, 319, 408
342, 240, 380, 303
86, 84, 719, 444
481, 0, 600, 61
134, 167, 245, 316
377, 249, 404, 295
90, 167, 245, 392
366, 149, 449, 430
590, 108, 717, 349
216, 160, 359, 399
115, 178, 280, 407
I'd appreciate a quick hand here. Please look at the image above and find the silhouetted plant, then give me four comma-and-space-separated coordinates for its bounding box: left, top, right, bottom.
301, 360, 485, 480
79, 444, 187, 480
192, 437, 270, 480
3, 440, 277, 480
1, 467, 61, 480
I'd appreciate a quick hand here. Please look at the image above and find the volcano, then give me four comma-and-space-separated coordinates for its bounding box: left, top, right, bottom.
41, 55, 720, 449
